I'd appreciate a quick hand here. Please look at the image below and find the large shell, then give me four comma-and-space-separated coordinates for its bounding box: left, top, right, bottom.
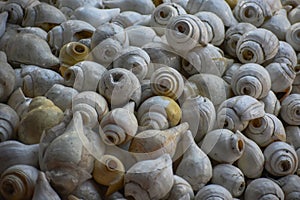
236, 28, 279, 64
103, 0, 155, 14
286, 22, 300, 51
244, 178, 284, 200
150, 3, 186, 35
64, 61, 107, 92
0, 52, 16, 103
186, 0, 238, 27
137, 96, 181, 130
244, 113, 286, 147
217, 95, 265, 131
0, 103, 19, 141
165, 14, 209, 53
98, 68, 141, 109
233, 0, 273, 27
264, 141, 298, 176
231, 63, 271, 99
201, 129, 245, 164
195, 184, 233, 200
22, 2, 67, 31
222, 22, 257, 58
0, 164, 39, 200
47, 20, 95, 56
124, 154, 174, 200
280, 94, 300, 125
181, 95, 216, 142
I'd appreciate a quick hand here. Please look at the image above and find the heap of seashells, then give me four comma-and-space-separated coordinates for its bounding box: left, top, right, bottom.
0, 0, 300, 199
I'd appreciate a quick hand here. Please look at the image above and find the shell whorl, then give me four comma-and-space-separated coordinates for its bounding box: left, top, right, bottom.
286, 22, 300, 52
280, 94, 300, 125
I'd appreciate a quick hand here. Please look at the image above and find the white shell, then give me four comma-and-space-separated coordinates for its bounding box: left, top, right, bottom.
270, 41, 298, 68
195, 184, 233, 200
217, 95, 265, 131
260, 91, 281, 116
231, 63, 271, 99
125, 25, 161, 47
222, 63, 242, 85
244, 178, 284, 200
236, 28, 279, 64
7, 88, 32, 118
278, 175, 300, 200
32, 172, 61, 200
124, 154, 174, 200
112, 11, 151, 28
201, 129, 245, 164
288, 5, 300, 24
280, 94, 300, 125
286, 22, 300, 51
285, 126, 300, 150
0, 103, 19, 141
264, 141, 298, 176
163, 175, 194, 200
103, 0, 155, 15
244, 113, 286, 147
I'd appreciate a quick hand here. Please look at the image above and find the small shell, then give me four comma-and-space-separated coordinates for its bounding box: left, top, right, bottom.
261, 9, 291, 40
92, 155, 125, 196
244, 178, 284, 200
231, 63, 271, 99
211, 164, 245, 197
32, 172, 61, 200
112, 46, 150, 81
286, 22, 300, 51
45, 84, 79, 111
72, 91, 109, 128
176, 131, 212, 191
181, 95, 216, 142
0, 164, 39, 200
129, 123, 189, 161
288, 5, 300, 24
125, 25, 161, 47
217, 95, 265, 132
100, 107, 138, 145
18, 96, 64, 144
186, 0, 238, 27
0, 103, 19, 141
64, 61, 107, 92
201, 129, 245, 164
124, 154, 174, 200
112, 11, 151, 28
47, 20, 95, 56
264, 141, 298, 176
165, 14, 209, 53
58, 42, 90, 76
150, 3, 186, 35
259, 92, 280, 116
280, 94, 300, 125
285, 126, 300, 150
137, 96, 181, 130
194, 11, 225, 46
0, 140, 39, 175
244, 113, 286, 147
164, 175, 194, 200
150, 66, 184, 100
265, 62, 296, 93
0, 52, 16, 103
195, 184, 233, 200
233, 0, 273, 27
22, 2, 67, 31
182, 44, 233, 77
103, 0, 155, 14
98, 68, 141, 109
70, 7, 120, 28
236, 28, 279, 64
237, 131, 265, 178
271, 41, 298, 68
222, 22, 257, 58
277, 175, 300, 200
7, 88, 32, 118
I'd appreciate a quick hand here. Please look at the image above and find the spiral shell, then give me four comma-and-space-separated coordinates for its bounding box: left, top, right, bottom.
222, 22, 257, 58
165, 14, 209, 53
93, 155, 125, 196
98, 68, 141, 109
231, 63, 271, 99
7, 88, 32, 119
32, 171, 60, 200
0, 103, 19, 141
0, 165, 39, 200
217, 95, 265, 132
112, 11, 151, 28
264, 141, 298, 176
271, 41, 298, 68
164, 175, 194, 200
286, 22, 300, 51
150, 66, 184, 100
236, 28, 279, 64
280, 94, 300, 125
150, 3, 186, 35
181, 95, 216, 142
100, 107, 138, 145
0, 52, 15, 103
125, 25, 161, 47
244, 178, 284, 200
201, 129, 245, 164
285, 126, 300, 150
103, 0, 155, 14
222, 63, 242, 85
288, 5, 300, 24
112, 46, 150, 81
233, 0, 273, 27
244, 113, 286, 147
70, 180, 102, 200
137, 96, 181, 130
277, 175, 300, 200
195, 184, 233, 200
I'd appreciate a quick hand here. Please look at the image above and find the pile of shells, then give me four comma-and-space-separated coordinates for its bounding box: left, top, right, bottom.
0, 0, 300, 199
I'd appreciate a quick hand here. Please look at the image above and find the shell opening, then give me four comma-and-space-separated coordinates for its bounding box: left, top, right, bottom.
241, 49, 254, 61
159, 11, 166, 18
175, 22, 189, 36
251, 118, 262, 128
239, 182, 245, 191
110, 73, 124, 84
242, 87, 252, 95
244, 7, 256, 19
237, 139, 244, 152
73, 44, 86, 54
279, 160, 291, 172
106, 159, 118, 171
